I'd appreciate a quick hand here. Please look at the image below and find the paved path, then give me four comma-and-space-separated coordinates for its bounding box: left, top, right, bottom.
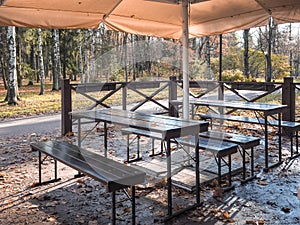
0, 114, 61, 138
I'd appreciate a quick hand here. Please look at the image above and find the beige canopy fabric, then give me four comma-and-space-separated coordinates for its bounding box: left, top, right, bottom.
0, 0, 299, 39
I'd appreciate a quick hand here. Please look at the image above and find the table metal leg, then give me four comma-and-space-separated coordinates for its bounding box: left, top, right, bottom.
39, 151, 42, 184
195, 135, 200, 204
242, 147, 246, 180
132, 186, 136, 225
264, 115, 268, 170
164, 135, 200, 222
166, 139, 172, 216
112, 191, 116, 225
78, 118, 81, 148
278, 113, 282, 162
104, 122, 108, 158
264, 113, 283, 171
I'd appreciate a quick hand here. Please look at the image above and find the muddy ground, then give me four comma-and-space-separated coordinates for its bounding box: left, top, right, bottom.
1, 125, 300, 225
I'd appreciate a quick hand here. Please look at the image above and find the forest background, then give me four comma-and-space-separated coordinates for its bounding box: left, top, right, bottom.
0, 21, 300, 119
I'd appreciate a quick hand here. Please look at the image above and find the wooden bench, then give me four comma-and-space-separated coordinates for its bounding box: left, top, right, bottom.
121, 127, 238, 190
199, 130, 261, 183
174, 136, 238, 190
199, 113, 300, 159
121, 128, 164, 163
30, 140, 146, 225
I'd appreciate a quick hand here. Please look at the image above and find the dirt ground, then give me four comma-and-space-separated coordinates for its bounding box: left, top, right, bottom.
1, 125, 300, 225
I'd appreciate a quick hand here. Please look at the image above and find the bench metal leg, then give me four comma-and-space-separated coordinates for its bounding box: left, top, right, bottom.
240, 147, 256, 184
112, 191, 116, 225
215, 154, 234, 191
125, 135, 143, 163
34, 151, 61, 187
290, 132, 300, 159
132, 186, 136, 225
263, 113, 283, 171
228, 154, 232, 188
291, 135, 294, 158
217, 155, 222, 186
111, 187, 136, 225
149, 139, 164, 157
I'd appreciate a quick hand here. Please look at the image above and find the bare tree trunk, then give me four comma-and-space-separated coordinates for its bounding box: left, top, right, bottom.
52, 29, 60, 91
123, 33, 129, 82
16, 27, 22, 87
1, 57, 7, 90
130, 34, 135, 81
38, 28, 45, 95
205, 36, 211, 80
266, 18, 274, 82
90, 29, 96, 82
243, 29, 250, 79
84, 30, 91, 83
77, 30, 84, 83
6, 26, 18, 105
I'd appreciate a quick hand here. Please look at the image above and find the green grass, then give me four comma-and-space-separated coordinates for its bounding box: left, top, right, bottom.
0, 83, 61, 119
0, 81, 172, 120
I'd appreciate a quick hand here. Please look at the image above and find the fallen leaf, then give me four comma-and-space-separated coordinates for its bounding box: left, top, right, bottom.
281, 207, 290, 213
258, 219, 265, 225
47, 216, 57, 222
210, 179, 218, 187
88, 221, 98, 225
130, 153, 137, 159
77, 179, 86, 185
213, 187, 223, 199
64, 131, 74, 137
31, 182, 40, 187
124, 207, 131, 213
28, 204, 39, 209
223, 211, 230, 219
257, 180, 268, 186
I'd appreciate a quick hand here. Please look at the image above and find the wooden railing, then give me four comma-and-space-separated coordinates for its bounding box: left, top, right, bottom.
61, 76, 298, 135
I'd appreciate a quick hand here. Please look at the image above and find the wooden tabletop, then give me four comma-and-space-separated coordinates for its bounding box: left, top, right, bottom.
189, 99, 287, 115
71, 108, 209, 139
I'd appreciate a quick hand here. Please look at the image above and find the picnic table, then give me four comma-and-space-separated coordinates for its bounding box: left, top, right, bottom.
188, 99, 287, 170
70, 108, 209, 220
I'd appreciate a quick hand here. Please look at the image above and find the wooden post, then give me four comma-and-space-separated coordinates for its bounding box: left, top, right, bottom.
282, 77, 295, 136
61, 79, 72, 136
122, 83, 127, 111
282, 77, 295, 122
169, 75, 178, 117
218, 82, 224, 114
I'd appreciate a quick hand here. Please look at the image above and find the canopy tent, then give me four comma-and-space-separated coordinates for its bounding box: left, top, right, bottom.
1, 0, 300, 118
0, 0, 299, 38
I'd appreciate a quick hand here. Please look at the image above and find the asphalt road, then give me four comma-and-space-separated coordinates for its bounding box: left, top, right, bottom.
0, 114, 61, 138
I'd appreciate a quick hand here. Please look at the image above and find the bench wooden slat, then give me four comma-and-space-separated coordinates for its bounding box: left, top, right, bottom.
31, 141, 146, 192
199, 113, 300, 130
121, 127, 163, 139
199, 113, 261, 124
121, 127, 238, 157
175, 136, 238, 157
199, 131, 260, 149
